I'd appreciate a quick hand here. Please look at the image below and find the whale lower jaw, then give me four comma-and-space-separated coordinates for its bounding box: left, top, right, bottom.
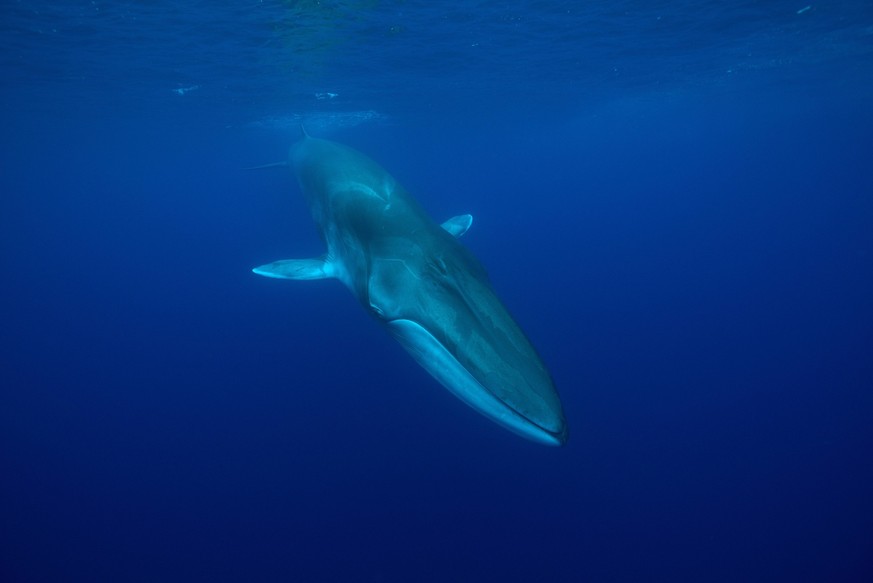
386, 319, 567, 446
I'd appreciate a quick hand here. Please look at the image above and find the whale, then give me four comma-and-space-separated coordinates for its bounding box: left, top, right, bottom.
252, 134, 568, 446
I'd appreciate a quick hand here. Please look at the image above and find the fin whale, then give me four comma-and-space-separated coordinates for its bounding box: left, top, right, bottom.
253, 135, 568, 446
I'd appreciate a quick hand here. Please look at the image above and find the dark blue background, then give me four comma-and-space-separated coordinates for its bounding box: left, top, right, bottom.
2, 2, 872, 581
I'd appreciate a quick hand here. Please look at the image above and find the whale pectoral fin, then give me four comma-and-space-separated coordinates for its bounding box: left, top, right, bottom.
440, 214, 473, 238
252, 258, 333, 280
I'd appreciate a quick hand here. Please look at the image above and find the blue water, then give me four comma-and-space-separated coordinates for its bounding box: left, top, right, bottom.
2, 1, 873, 581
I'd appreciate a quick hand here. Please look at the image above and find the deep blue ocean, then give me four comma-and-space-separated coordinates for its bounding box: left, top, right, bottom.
2, 1, 873, 581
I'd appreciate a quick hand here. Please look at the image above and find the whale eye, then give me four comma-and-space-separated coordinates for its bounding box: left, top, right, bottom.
431, 257, 448, 276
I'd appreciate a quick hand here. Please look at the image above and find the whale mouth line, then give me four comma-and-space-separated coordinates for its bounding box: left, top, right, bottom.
497, 400, 567, 445
465, 382, 566, 446
386, 317, 567, 446
464, 367, 567, 446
